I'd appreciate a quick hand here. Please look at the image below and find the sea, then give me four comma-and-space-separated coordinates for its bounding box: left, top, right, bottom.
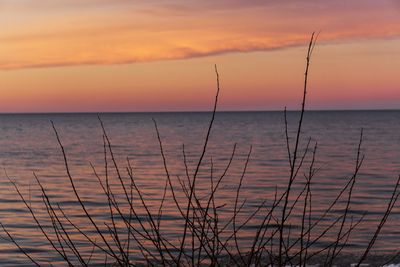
0, 111, 399, 266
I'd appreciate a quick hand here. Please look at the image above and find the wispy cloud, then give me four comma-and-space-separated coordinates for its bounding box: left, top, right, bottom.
1, 0, 400, 70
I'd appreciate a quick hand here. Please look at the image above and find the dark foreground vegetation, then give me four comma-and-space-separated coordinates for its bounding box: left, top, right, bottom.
1, 34, 400, 266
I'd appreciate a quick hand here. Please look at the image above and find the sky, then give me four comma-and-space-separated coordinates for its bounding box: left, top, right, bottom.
1, 0, 400, 112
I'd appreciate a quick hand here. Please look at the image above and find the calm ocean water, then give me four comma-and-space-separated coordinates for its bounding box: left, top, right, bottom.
0, 111, 399, 265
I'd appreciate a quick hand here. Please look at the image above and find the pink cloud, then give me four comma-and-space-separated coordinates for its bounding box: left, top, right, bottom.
0, 0, 399, 70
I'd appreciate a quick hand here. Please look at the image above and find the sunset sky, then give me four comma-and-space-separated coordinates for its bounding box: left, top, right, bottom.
1, 0, 400, 112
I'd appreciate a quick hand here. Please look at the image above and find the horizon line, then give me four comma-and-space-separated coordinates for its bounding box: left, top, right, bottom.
1, 108, 400, 115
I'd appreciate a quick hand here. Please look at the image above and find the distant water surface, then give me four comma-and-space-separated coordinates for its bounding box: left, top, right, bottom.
0, 111, 399, 265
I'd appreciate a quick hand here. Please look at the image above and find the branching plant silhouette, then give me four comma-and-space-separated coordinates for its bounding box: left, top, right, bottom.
1, 33, 400, 266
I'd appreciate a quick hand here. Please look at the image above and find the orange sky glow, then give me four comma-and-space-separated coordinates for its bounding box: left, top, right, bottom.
1, 0, 400, 112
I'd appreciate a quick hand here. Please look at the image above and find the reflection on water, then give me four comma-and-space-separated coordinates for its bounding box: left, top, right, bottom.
0, 111, 399, 265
